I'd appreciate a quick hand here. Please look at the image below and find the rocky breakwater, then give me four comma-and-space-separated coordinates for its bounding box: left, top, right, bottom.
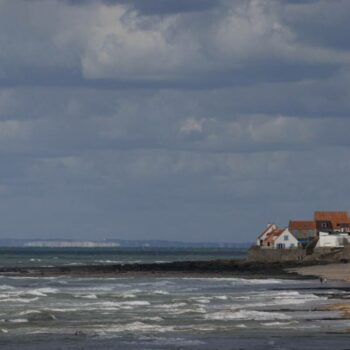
0, 259, 314, 279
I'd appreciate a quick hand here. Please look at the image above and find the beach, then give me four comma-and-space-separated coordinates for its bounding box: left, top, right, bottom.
289, 263, 350, 321
289, 263, 350, 283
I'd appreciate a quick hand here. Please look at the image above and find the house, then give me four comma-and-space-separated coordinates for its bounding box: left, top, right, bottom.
314, 211, 350, 233
288, 220, 317, 246
257, 225, 298, 249
263, 228, 284, 248
316, 232, 350, 248
272, 228, 299, 249
256, 223, 277, 247
255, 210, 350, 251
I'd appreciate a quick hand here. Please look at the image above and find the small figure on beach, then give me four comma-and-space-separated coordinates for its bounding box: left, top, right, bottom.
320, 276, 328, 284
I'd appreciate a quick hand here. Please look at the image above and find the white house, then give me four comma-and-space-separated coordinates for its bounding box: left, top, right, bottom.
256, 223, 277, 246
273, 228, 299, 249
316, 232, 350, 248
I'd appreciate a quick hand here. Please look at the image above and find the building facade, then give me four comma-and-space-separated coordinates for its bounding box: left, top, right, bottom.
255, 210, 350, 250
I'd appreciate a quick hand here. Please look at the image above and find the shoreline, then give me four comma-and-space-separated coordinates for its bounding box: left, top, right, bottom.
288, 263, 350, 283
1, 258, 350, 283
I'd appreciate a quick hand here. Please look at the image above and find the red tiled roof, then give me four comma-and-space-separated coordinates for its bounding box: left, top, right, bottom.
289, 221, 316, 231
257, 223, 276, 239
314, 211, 349, 221
265, 229, 283, 244
314, 211, 350, 228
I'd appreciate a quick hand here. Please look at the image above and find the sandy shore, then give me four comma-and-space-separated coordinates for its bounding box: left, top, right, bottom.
288, 263, 350, 282
288, 264, 350, 319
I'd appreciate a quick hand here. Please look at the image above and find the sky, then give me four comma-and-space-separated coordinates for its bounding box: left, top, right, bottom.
0, 0, 349, 242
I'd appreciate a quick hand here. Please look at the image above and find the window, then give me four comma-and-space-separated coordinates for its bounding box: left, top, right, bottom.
284, 235, 289, 241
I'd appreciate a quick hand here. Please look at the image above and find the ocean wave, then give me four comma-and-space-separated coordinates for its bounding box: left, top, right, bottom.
262, 321, 298, 327
170, 306, 207, 315
47, 308, 78, 313
0, 285, 15, 290
18, 310, 41, 316
9, 318, 28, 323
156, 302, 187, 309
0, 297, 39, 303
73, 293, 98, 299
152, 290, 170, 295
181, 277, 283, 285
98, 321, 174, 334
138, 316, 164, 322
204, 310, 291, 321
26, 288, 59, 297
81, 300, 151, 310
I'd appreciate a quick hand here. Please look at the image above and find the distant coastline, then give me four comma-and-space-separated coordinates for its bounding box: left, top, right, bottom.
0, 238, 250, 249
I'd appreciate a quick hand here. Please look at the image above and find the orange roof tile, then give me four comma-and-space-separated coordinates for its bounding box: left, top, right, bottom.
314, 211, 350, 229
289, 221, 316, 231
314, 211, 349, 221
257, 223, 276, 239
265, 229, 283, 244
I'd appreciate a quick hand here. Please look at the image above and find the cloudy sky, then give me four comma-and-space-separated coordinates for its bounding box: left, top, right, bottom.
0, 0, 349, 242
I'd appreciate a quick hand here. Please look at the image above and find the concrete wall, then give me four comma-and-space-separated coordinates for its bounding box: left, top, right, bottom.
247, 246, 306, 262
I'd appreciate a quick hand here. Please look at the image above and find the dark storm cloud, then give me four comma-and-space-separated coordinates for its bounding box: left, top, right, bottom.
283, 0, 350, 49
0, 0, 349, 240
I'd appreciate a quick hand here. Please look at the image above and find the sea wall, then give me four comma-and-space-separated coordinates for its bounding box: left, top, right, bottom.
247, 246, 307, 262
248, 245, 350, 263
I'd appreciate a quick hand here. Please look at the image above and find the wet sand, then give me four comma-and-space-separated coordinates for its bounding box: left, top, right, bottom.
289, 263, 350, 283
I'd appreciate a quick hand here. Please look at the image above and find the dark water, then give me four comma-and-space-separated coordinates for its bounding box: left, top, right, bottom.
0, 247, 246, 268
0, 248, 350, 349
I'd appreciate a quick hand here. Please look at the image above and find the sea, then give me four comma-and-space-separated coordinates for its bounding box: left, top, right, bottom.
0, 248, 350, 349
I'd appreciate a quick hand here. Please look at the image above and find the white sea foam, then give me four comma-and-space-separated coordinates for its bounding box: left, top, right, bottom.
138, 316, 164, 322
171, 307, 207, 315
9, 318, 28, 323
236, 324, 247, 328
26, 288, 59, 297
153, 290, 170, 295
18, 310, 41, 316
195, 297, 211, 304
85, 300, 151, 310
0, 297, 39, 303
0, 285, 15, 290
181, 277, 283, 285
99, 321, 174, 334
0, 328, 8, 333
156, 302, 187, 309
119, 293, 137, 299
48, 308, 78, 313
248, 291, 323, 308
74, 294, 98, 299
65, 263, 84, 266
204, 310, 291, 321
263, 321, 298, 327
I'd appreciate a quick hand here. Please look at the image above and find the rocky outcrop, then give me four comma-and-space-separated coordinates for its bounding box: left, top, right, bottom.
0, 259, 314, 279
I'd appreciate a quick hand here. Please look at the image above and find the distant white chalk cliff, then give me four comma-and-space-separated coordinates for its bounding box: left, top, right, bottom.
24, 241, 120, 248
